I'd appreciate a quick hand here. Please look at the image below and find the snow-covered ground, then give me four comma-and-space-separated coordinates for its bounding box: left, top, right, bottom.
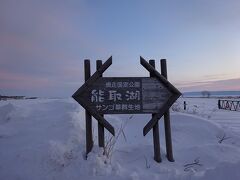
0, 98, 240, 180
173, 97, 240, 133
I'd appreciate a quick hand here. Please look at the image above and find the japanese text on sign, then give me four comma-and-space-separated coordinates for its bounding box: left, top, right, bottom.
90, 80, 142, 112
91, 90, 140, 103
105, 81, 140, 88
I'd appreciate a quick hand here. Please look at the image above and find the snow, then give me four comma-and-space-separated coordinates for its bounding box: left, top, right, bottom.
173, 97, 240, 133
0, 98, 240, 180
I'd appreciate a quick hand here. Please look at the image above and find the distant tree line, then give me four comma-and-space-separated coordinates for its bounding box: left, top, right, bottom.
0, 95, 25, 100
201, 91, 211, 98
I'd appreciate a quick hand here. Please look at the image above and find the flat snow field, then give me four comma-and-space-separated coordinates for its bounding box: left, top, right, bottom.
0, 98, 240, 180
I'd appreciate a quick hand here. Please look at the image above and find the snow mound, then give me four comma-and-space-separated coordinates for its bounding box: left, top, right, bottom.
0, 103, 15, 124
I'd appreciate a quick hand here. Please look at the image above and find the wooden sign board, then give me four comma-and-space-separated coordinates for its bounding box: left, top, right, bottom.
80, 77, 171, 114
72, 57, 181, 136
72, 57, 181, 163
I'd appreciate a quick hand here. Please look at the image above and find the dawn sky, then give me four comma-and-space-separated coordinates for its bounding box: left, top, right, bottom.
0, 0, 240, 97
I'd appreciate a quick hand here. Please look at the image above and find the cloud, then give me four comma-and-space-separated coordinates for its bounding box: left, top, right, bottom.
0, 69, 50, 89
178, 78, 240, 92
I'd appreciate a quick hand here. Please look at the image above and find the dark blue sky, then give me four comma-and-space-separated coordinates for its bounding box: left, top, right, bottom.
0, 0, 240, 97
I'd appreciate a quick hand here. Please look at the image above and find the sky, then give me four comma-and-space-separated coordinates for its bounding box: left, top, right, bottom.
0, 0, 240, 97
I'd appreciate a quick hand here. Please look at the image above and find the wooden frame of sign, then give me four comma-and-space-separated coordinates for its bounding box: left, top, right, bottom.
72, 56, 181, 162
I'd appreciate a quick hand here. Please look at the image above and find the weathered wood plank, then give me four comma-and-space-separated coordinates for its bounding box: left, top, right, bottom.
142, 77, 171, 112
72, 56, 112, 98
140, 56, 181, 95
79, 77, 171, 114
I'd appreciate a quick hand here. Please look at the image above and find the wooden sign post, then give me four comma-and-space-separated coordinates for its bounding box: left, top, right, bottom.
96, 60, 105, 148
161, 59, 174, 162
149, 59, 161, 162
72, 56, 181, 162
84, 60, 93, 155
